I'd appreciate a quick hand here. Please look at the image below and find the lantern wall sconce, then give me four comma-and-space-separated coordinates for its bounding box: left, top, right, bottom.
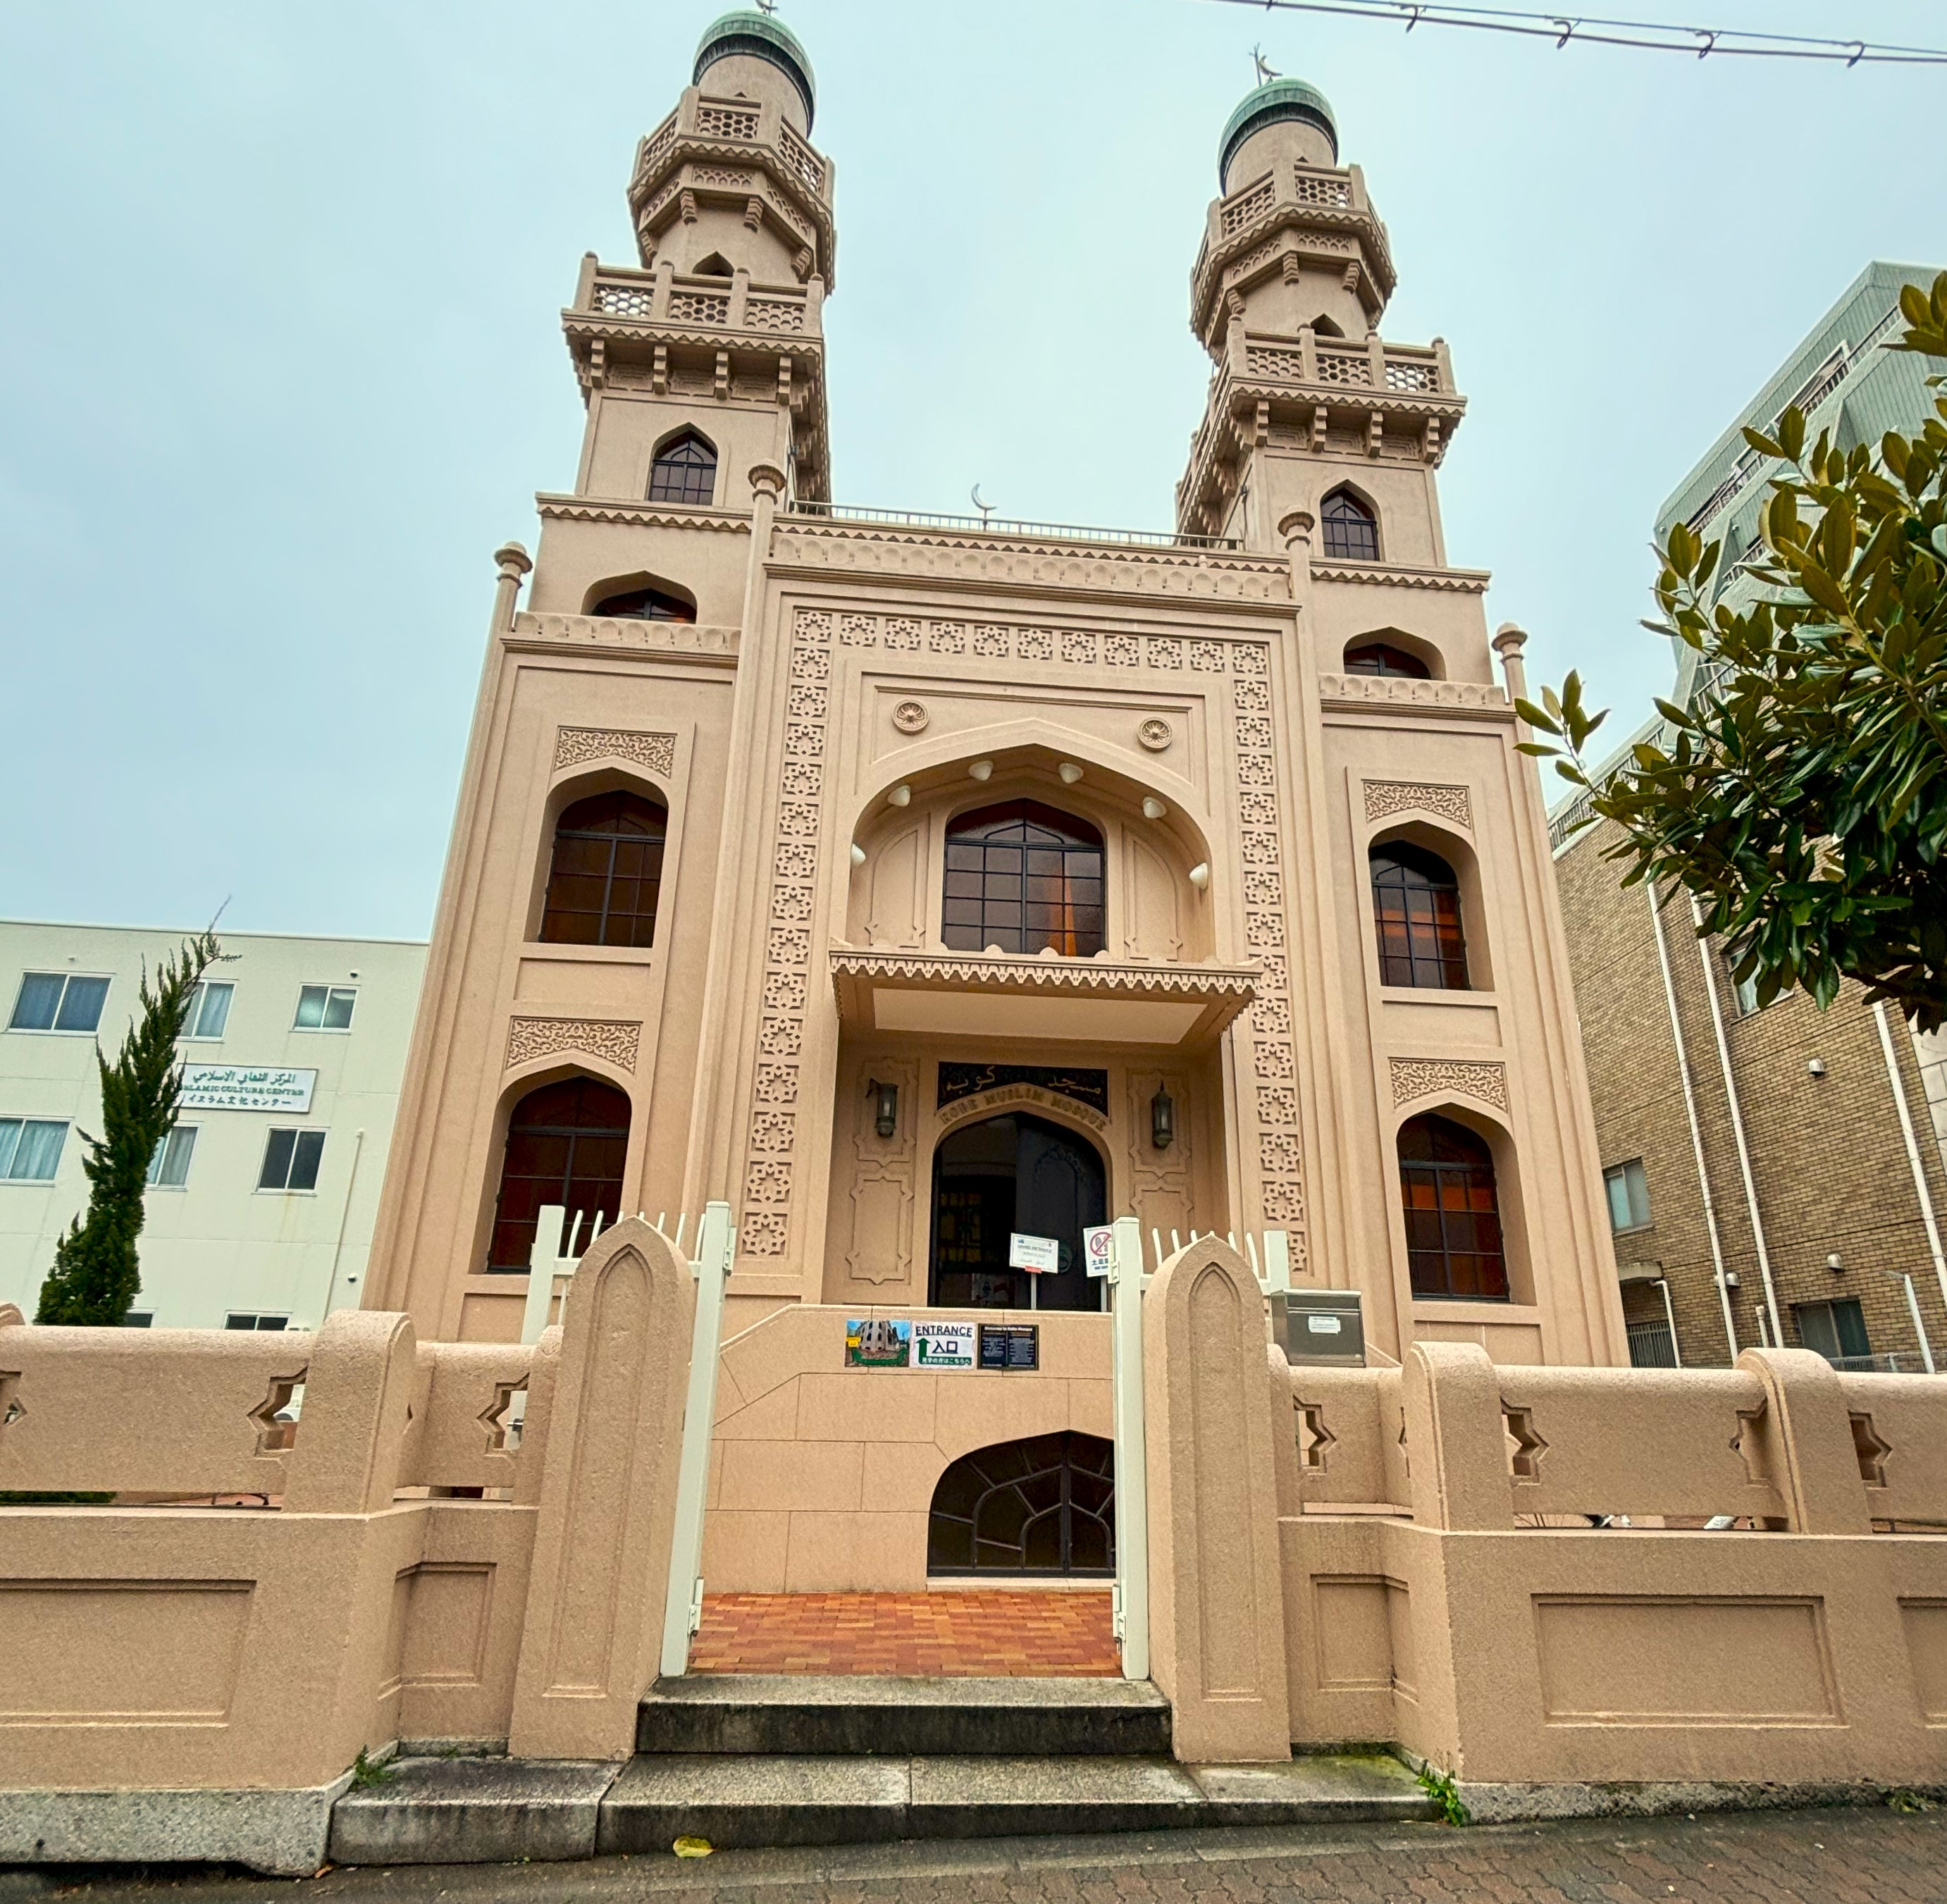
867, 1077, 899, 1139
1150, 1085, 1175, 1151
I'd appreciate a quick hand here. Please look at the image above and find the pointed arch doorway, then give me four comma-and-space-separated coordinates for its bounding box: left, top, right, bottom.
929, 1111, 1106, 1311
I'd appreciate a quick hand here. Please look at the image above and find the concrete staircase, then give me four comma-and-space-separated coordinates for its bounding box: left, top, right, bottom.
329, 1676, 1437, 1865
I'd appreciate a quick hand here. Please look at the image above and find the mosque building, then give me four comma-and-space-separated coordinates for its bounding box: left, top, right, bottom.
367, 9, 1626, 1516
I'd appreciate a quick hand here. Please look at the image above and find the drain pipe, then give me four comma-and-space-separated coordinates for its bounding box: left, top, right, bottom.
1652, 1275, 1683, 1368
1691, 897, 1784, 1348
1872, 1000, 1947, 1338
1647, 881, 1737, 1359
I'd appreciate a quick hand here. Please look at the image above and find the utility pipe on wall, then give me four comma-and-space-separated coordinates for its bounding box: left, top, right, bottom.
321, 1128, 366, 1321
1691, 897, 1784, 1347
1653, 1275, 1683, 1368
1872, 999, 1947, 1343
1645, 882, 1737, 1360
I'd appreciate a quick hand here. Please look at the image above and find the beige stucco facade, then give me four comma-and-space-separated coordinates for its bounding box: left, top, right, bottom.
366, 21, 1625, 1387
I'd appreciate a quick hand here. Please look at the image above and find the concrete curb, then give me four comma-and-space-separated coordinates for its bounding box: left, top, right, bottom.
0, 1772, 355, 1877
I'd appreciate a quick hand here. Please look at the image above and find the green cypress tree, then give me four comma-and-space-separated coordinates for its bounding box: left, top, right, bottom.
35, 931, 221, 1327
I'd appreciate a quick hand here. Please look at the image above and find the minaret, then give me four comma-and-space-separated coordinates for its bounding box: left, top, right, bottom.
558, 9, 836, 524
1175, 76, 1464, 559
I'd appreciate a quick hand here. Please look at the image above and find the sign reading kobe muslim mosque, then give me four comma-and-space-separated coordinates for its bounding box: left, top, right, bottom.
179, 1065, 319, 1113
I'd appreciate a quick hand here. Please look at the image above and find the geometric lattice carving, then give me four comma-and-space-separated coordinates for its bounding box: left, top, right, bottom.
1295, 1399, 1335, 1472
1363, 779, 1472, 830
553, 727, 676, 777
1390, 1056, 1507, 1112
506, 1016, 641, 1072
1232, 645, 1304, 1240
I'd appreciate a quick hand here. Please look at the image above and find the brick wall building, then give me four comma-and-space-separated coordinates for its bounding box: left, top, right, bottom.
1556, 820, 1947, 1370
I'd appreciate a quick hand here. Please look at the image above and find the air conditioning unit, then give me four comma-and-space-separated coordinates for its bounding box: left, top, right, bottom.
1277, 1288, 1366, 1367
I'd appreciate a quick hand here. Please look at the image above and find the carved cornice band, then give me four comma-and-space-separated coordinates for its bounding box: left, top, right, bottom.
1309, 562, 1490, 593
830, 948, 1260, 1001
555, 727, 676, 777
507, 1017, 641, 1073
1364, 779, 1473, 830
1391, 1057, 1507, 1112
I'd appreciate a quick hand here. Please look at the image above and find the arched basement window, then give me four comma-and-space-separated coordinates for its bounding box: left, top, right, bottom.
1344, 641, 1429, 679
589, 582, 697, 622
540, 791, 668, 948
648, 431, 717, 507
1321, 487, 1380, 560
927, 1432, 1115, 1576
1398, 1113, 1506, 1300
487, 1076, 631, 1273
1370, 841, 1469, 989
942, 800, 1104, 957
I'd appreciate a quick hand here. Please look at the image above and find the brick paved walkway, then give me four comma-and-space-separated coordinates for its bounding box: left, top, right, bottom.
688, 1590, 1118, 1675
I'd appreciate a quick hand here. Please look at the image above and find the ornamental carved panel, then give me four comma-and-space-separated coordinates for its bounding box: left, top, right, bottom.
553, 727, 677, 778
506, 1016, 641, 1072
1390, 1057, 1508, 1112
1363, 779, 1472, 831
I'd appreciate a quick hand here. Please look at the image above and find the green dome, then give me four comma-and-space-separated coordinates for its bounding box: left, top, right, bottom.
1219, 77, 1337, 183
694, 11, 816, 131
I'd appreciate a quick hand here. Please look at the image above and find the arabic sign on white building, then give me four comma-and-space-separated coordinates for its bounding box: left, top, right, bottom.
180, 1065, 319, 1113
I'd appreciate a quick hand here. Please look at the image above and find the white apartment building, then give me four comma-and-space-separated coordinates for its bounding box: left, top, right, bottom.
0, 922, 426, 1329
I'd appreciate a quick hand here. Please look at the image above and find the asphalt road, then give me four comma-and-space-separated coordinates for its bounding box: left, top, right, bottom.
4, 1803, 1942, 1904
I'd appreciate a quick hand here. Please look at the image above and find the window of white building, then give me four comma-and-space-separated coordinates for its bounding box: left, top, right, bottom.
9, 972, 110, 1034
258, 1127, 324, 1192
147, 1125, 198, 1189
0, 1117, 68, 1181
225, 1312, 289, 1331
294, 985, 356, 1031
183, 981, 234, 1040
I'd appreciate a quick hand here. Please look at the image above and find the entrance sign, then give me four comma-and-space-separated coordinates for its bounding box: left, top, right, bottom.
1083, 1224, 1113, 1278
1008, 1232, 1060, 1274
846, 1317, 912, 1367
978, 1321, 1039, 1371
180, 1065, 317, 1113
913, 1320, 976, 1368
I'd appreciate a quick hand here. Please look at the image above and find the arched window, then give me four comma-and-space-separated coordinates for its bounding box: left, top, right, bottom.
1345, 641, 1429, 679
927, 1433, 1115, 1576
487, 1077, 631, 1273
648, 431, 717, 507
540, 791, 668, 948
1311, 315, 1345, 338
1370, 842, 1469, 989
692, 252, 734, 278
589, 582, 696, 622
1397, 1113, 1506, 1299
1321, 488, 1380, 561
942, 800, 1104, 957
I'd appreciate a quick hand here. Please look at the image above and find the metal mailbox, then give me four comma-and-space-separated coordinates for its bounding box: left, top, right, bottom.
1278, 1287, 1366, 1366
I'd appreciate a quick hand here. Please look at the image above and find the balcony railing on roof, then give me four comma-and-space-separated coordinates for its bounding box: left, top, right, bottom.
787, 500, 1240, 552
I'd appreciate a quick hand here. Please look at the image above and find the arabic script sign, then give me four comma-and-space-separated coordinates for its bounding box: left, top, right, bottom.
180, 1065, 318, 1113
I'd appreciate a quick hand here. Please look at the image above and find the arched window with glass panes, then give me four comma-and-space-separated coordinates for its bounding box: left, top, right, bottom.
648, 430, 717, 506
1369, 841, 1469, 989
1320, 487, 1380, 560
1397, 1113, 1506, 1299
538, 791, 667, 948
942, 801, 1104, 957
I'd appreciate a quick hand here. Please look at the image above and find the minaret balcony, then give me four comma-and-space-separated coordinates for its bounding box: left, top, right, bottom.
829, 948, 1259, 1050
571, 264, 823, 342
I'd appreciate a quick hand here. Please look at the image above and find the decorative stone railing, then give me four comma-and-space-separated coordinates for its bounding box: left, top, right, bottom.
581, 266, 820, 339
1237, 329, 1449, 397
632, 92, 834, 211
1317, 672, 1507, 709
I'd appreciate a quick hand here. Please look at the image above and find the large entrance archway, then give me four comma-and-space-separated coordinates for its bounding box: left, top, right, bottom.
929, 1111, 1106, 1310
927, 1432, 1115, 1576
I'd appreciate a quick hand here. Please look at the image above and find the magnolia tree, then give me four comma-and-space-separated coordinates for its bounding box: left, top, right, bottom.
1529, 273, 1947, 1030
35, 931, 221, 1326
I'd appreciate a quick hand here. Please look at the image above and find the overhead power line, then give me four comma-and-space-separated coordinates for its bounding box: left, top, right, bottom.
1191, 0, 1947, 66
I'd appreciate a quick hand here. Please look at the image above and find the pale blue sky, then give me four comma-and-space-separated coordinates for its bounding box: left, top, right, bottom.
1, 1, 1939, 938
